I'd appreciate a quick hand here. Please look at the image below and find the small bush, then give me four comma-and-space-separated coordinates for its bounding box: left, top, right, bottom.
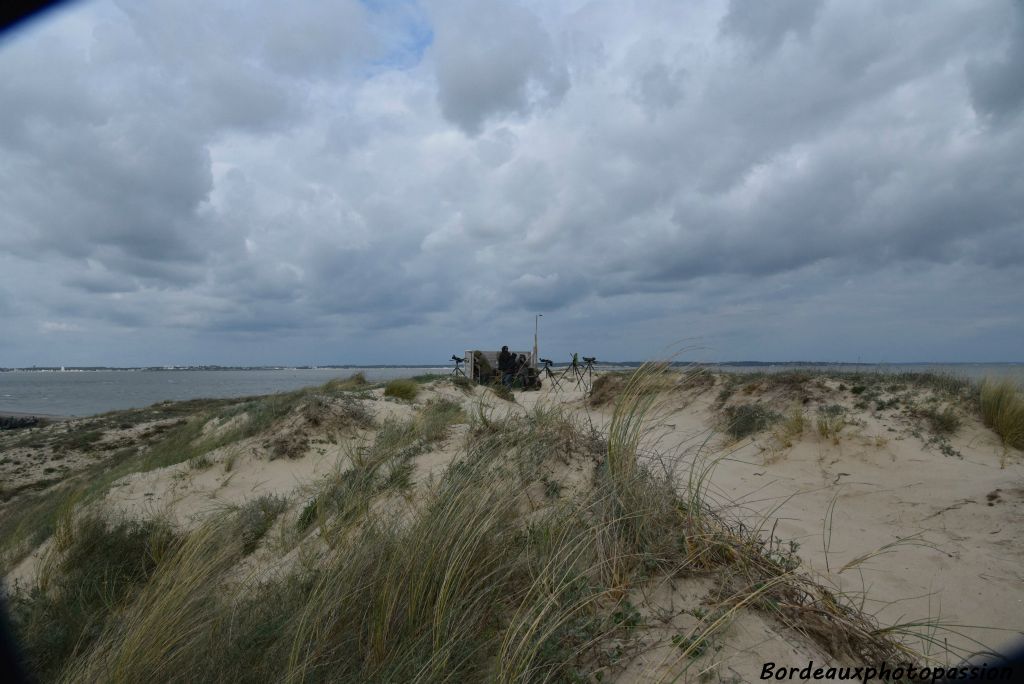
302, 395, 331, 426
451, 375, 474, 392
296, 497, 318, 532
236, 494, 289, 555
58, 428, 105, 452
323, 373, 369, 393
188, 454, 213, 469
416, 398, 465, 443
775, 405, 806, 446
382, 459, 415, 491
384, 379, 419, 401
722, 404, 779, 439
589, 373, 627, 406
764, 370, 815, 391
920, 406, 961, 436
267, 432, 309, 460
816, 405, 847, 443
9, 511, 177, 681
979, 377, 1024, 449
491, 383, 515, 402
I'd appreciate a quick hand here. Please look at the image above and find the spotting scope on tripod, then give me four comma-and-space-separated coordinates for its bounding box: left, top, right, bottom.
538, 357, 561, 390
581, 357, 596, 390
557, 353, 596, 391
450, 354, 466, 378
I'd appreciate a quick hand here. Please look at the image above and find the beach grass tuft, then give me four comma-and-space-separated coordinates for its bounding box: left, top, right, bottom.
722, 403, 779, 439
383, 378, 419, 401
979, 377, 1024, 450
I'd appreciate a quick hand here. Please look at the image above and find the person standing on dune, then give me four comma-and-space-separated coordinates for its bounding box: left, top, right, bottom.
498, 346, 514, 388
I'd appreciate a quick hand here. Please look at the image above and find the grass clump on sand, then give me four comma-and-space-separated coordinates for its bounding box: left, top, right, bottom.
490, 383, 515, 402
8, 507, 177, 682
235, 495, 289, 555
722, 403, 779, 439
415, 398, 464, 443
979, 377, 1024, 450
589, 372, 629, 406
917, 405, 961, 436
773, 405, 806, 447
816, 404, 847, 443
296, 402, 464, 534
383, 378, 419, 401
322, 372, 370, 393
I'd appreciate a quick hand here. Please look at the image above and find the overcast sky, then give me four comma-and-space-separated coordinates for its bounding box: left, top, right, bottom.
1, 0, 1022, 366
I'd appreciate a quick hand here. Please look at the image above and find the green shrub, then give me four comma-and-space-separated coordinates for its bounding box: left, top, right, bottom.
416, 398, 465, 443
491, 384, 515, 402
296, 497, 318, 532
722, 404, 779, 439
979, 377, 1024, 449
816, 405, 847, 442
323, 373, 369, 393
589, 373, 628, 406
775, 405, 806, 445
920, 406, 961, 436
450, 375, 474, 392
9, 511, 177, 682
235, 494, 289, 554
384, 379, 419, 401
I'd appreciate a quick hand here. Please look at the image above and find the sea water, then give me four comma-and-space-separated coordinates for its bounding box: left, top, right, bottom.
0, 368, 447, 417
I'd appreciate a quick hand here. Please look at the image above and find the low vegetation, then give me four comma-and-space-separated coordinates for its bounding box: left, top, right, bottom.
7, 510, 177, 682
773, 405, 806, 447
235, 495, 289, 555
816, 404, 847, 443
0, 378, 375, 573
918, 405, 961, 436
721, 403, 779, 439
383, 378, 419, 401
489, 383, 515, 402
322, 372, 370, 393
979, 377, 1024, 450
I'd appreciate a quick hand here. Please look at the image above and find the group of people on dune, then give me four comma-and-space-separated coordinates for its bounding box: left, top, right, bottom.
497, 346, 529, 388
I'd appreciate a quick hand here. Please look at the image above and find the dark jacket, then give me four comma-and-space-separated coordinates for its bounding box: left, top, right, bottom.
498, 349, 513, 372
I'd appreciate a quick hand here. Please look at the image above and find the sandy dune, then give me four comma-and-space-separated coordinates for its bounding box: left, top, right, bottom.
3, 370, 1022, 681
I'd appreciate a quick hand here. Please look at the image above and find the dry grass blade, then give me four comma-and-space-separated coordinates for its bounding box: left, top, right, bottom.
838, 532, 941, 574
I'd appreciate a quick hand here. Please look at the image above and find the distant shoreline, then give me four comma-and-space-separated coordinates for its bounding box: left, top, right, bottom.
0, 410, 67, 421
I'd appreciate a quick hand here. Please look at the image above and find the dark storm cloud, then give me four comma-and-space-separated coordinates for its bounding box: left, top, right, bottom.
720, 0, 823, 57
967, 0, 1024, 122
1, 0, 1022, 365
429, 0, 569, 134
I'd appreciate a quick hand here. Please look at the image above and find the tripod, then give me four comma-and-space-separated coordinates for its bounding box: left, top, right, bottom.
450, 355, 466, 378
580, 357, 596, 391
558, 353, 589, 391
538, 358, 561, 390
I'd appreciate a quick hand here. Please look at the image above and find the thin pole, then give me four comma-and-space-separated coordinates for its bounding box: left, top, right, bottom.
534, 314, 542, 367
